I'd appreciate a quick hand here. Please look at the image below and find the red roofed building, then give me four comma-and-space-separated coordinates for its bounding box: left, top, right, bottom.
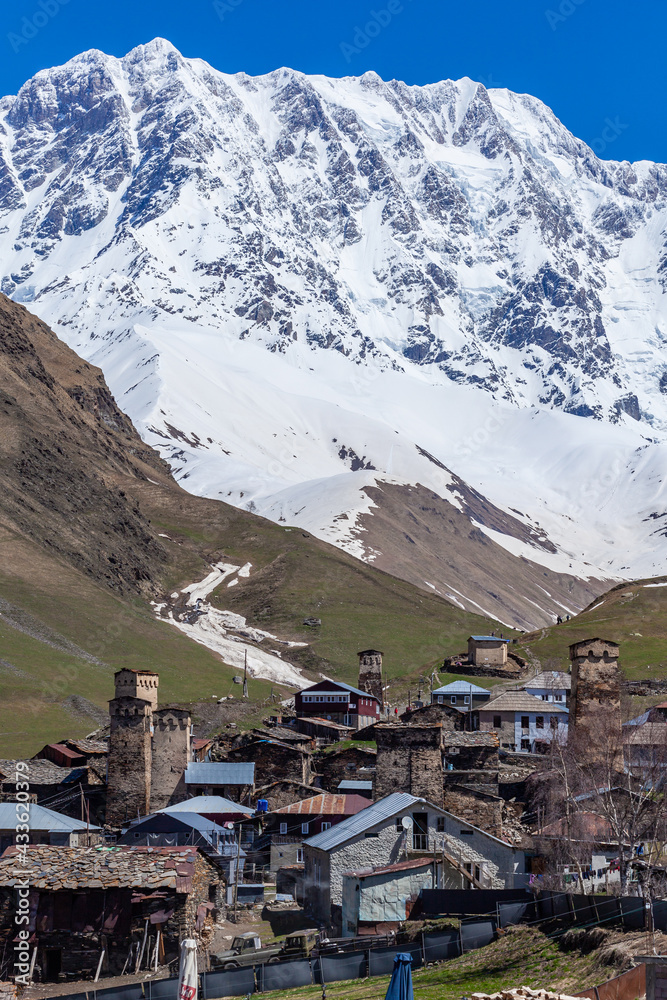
33, 743, 87, 767
254, 793, 370, 872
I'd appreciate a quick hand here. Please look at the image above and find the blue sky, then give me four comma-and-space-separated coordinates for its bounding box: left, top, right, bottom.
3, 0, 665, 163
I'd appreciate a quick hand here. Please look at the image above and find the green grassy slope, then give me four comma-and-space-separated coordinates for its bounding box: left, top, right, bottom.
515, 576, 667, 678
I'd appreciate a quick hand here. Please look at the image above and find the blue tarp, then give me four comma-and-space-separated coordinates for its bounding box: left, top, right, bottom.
384, 953, 414, 1000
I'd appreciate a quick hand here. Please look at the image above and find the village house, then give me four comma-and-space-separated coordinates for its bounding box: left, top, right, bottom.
474, 691, 568, 752
0, 804, 102, 852
0, 845, 224, 982
33, 744, 88, 768
0, 759, 106, 824
522, 671, 571, 705
341, 858, 436, 936
294, 717, 353, 742
252, 793, 370, 871
337, 779, 373, 798
254, 780, 321, 811
61, 739, 109, 765
374, 724, 444, 805
468, 636, 510, 667
431, 680, 491, 711
119, 813, 246, 881
158, 795, 254, 825
534, 812, 623, 892
295, 680, 381, 731
316, 745, 377, 793
184, 761, 255, 802
399, 701, 464, 729
303, 791, 527, 932
225, 737, 313, 787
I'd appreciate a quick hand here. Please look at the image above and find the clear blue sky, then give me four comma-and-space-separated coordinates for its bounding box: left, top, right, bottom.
3, 0, 665, 163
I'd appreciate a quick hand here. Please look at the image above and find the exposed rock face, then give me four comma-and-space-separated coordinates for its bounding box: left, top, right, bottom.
0, 292, 170, 594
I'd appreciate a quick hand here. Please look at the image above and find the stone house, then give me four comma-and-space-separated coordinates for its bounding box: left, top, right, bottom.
0, 845, 224, 982
295, 717, 353, 742
341, 858, 435, 936
316, 745, 377, 793
303, 791, 527, 932
0, 759, 106, 825
295, 680, 381, 731
374, 725, 444, 805
399, 702, 464, 729
442, 731, 499, 772
0, 804, 102, 853
468, 636, 509, 666
522, 671, 571, 706
431, 680, 491, 711
225, 738, 312, 788
475, 691, 568, 752
184, 761, 255, 802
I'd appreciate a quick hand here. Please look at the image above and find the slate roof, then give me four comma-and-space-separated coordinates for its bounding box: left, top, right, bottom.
523, 671, 571, 691
442, 732, 499, 748
0, 760, 88, 785
160, 796, 253, 816
184, 762, 255, 785
623, 724, 667, 746
270, 794, 370, 817
0, 803, 101, 833
0, 845, 202, 891
480, 691, 568, 714
432, 681, 490, 695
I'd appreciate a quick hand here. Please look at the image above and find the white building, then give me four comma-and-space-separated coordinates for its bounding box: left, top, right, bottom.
522, 671, 570, 706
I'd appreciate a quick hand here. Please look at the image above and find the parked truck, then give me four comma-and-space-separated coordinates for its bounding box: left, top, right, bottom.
214, 932, 282, 969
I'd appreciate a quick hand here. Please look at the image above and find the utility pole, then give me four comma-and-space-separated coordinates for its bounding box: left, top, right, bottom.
233, 822, 242, 921
243, 651, 249, 699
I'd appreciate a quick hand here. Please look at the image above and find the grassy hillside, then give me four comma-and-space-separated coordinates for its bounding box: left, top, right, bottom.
515, 576, 667, 679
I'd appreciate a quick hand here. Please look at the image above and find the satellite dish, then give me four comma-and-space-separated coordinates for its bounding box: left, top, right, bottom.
401, 816, 413, 830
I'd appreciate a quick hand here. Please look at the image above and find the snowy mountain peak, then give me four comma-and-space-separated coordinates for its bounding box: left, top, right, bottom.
1, 41, 667, 625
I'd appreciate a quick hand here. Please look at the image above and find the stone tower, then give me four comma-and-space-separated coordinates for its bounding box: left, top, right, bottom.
150, 708, 192, 812
106, 669, 192, 826
358, 649, 384, 708
106, 693, 154, 825
374, 724, 443, 806
569, 638, 621, 737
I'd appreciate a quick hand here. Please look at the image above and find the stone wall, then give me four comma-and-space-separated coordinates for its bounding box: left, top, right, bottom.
106, 697, 152, 826
151, 708, 191, 812
375, 725, 443, 805
570, 639, 621, 735
442, 785, 503, 839
316, 747, 376, 792
227, 741, 312, 785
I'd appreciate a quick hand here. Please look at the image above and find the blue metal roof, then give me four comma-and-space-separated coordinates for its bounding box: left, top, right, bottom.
432, 681, 490, 695
185, 762, 255, 785
469, 636, 510, 643
160, 795, 253, 815
0, 803, 100, 833
304, 792, 418, 851
337, 780, 373, 791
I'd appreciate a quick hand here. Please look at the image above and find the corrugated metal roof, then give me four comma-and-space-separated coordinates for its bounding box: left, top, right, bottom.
432, 681, 490, 695
343, 858, 435, 878
300, 680, 379, 701
185, 762, 255, 785
160, 795, 253, 816
337, 780, 373, 791
0, 803, 100, 833
523, 671, 571, 691
270, 794, 370, 817
469, 636, 510, 643
481, 691, 568, 713
42, 744, 85, 760
304, 792, 418, 851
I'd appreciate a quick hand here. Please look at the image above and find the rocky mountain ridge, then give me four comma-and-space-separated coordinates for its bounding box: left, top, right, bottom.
1, 39, 666, 621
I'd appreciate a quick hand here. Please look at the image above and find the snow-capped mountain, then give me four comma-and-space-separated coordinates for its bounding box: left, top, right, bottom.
1, 38, 667, 627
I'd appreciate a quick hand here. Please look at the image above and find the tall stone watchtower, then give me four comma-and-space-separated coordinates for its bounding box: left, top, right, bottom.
375, 724, 443, 806
358, 649, 384, 708
114, 668, 159, 709
151, 708, 192, 812
569, 638, 621, 737
107, 692, 154, 825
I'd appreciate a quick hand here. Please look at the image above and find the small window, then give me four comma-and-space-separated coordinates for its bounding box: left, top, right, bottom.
280, 822, 287, 835
450, 695, 457, 705
554, 694, 563, 701
541, 694, 549, 701
521, 738, 530, 751
437, 695, 444, 704
436, 817, 445, 832
396, 818, 403, 831
493, 715, 501, 729
460, 829, 473, 836
364, 832, 379, 838
536, 716, 544, 730
521, 716, 529, 729
321, 822, 331, 831
463, 695, 470, 704
474, 865, 481, 882
301, 822, 309, 835
296, 848, 304, 863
